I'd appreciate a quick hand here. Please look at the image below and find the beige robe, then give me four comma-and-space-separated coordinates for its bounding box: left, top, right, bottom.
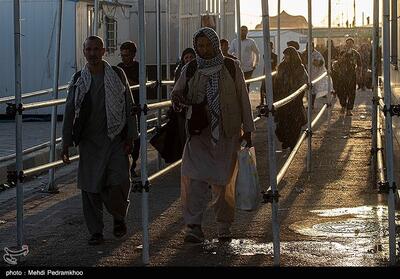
171, 61, 255, 186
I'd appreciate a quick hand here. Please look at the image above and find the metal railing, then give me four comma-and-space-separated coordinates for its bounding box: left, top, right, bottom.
0, 137, 62, 163
4, 72, 270, 179
0, 85, 68, 105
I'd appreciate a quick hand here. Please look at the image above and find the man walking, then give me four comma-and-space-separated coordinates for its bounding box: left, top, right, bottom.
171, 28, 255, 243
229, 25, 260, 89
117, 41, 141, 180
61, 36, 138, 245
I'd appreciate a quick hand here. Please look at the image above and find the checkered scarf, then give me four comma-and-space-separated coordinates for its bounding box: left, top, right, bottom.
193, 27, 224, 145
73, 60, 126, 140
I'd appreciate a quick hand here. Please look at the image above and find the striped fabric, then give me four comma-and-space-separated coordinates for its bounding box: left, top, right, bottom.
73, 61, 126, 140
193, 27, 224, 146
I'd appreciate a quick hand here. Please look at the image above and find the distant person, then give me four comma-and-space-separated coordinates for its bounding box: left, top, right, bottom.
358, 43, 371, 90
229, 25, 260, 89
287, 40, 302, 57
220, 39, 237, 60
287, 40, 300, 51
339, 37, 361, 115
333, 48, 361, 116
174, 48, 196, 82
301, 42, 326, 109
62, 36, 138, 245
322, 40, 339, 70
117, 41, 141, 180
273, 47, 308, 150
152, 48, 197, 163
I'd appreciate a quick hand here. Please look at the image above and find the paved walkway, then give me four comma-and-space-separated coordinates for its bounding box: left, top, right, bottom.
0, 89, 399, 267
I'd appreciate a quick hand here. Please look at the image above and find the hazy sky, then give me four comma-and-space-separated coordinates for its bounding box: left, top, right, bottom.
241, 0, 374, 29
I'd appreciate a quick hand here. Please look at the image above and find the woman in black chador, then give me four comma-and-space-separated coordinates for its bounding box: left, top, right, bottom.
273, 46, 308, 150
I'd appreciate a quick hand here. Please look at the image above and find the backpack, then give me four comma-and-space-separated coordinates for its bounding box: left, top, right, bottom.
184, 57, 237, 136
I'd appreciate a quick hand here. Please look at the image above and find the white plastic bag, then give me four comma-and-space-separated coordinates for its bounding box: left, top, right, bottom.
235, 146, 261, 211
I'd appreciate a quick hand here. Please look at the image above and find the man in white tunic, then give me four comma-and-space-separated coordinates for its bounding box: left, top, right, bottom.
61, 36, 138, 245
229, 26, 260, 90
171, 28, 255, 243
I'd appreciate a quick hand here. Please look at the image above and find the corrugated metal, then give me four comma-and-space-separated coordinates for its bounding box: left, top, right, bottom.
0, 0, 77, 115
128, 0, 180, 65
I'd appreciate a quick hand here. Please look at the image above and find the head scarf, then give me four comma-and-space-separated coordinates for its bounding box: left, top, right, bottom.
193, 27, 224, 146
283, 46, 303, 68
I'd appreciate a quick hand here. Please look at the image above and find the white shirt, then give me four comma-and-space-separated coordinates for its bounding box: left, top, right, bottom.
229, 38, 260, 72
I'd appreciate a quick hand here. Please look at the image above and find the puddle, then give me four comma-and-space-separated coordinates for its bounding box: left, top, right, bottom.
203, 238, 273, 256
310, 205, 389, 219
201, 239, 388, 266
290, 206, 400, 238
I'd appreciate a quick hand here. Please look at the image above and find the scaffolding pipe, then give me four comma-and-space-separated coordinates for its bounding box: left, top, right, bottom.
0, 138, 62, 163
156, 0, 162, 170
260, 0, 280, 266
0, 85, 68, 105
236, 0, 241, 61
372, 0, 379, 186
47, 0, 63, 193
382, 0, 397, 265
138, 0, 149, 265
307, 0, 312, 173
221, 0, 226, 39
130, 81, 157, 90
23, 99, 67, 111
327, 0, 332, 121
166, 0, 171, 98
245, 71, 276, 84
178, 0, 182, 56
13, 0, 24, 249
376, 110, 385, 183
277, 104, 328, 185
23, 155, 79, 177
277, 0, 281, 62
274, 84, 307, 109
391, 0, 398, 65
94, 0, 99, 35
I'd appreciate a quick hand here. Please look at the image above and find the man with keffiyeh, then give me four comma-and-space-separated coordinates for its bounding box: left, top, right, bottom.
61, 36, 138, 245
171, 28, 255, 243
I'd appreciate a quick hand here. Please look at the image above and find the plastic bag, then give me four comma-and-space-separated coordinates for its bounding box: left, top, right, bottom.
235, 146, 261, 211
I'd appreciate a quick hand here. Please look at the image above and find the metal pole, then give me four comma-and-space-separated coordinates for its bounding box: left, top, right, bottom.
391, 0, 398, 65
138, 0, 149, 265
156, 0, 162, 170
14, 0, 23, 249
178, 0, 182, 58
327, 0, 332, 117
236, 0, 241, 61
307, 0, 312, 173
277, 0, 281, 62
46, 0, 63, 193
166, 0, 171, 97
382, 0, 397, 265
221, 0, 226, 39
371, 0, 379, 185
94, 0, 99, 35
216, 0, 220, 36
261, 0, 280, 266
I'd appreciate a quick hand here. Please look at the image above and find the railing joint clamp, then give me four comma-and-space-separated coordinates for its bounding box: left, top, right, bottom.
256, 104, 275, 118
132, 180, 150, 193
132, 104, 149, 116
6, 103, 24, 117
262, 190, 280, 204
7, 170, 24, 184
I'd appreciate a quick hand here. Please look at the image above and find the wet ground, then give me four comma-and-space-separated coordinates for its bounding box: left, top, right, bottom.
0, 89, 399, 267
